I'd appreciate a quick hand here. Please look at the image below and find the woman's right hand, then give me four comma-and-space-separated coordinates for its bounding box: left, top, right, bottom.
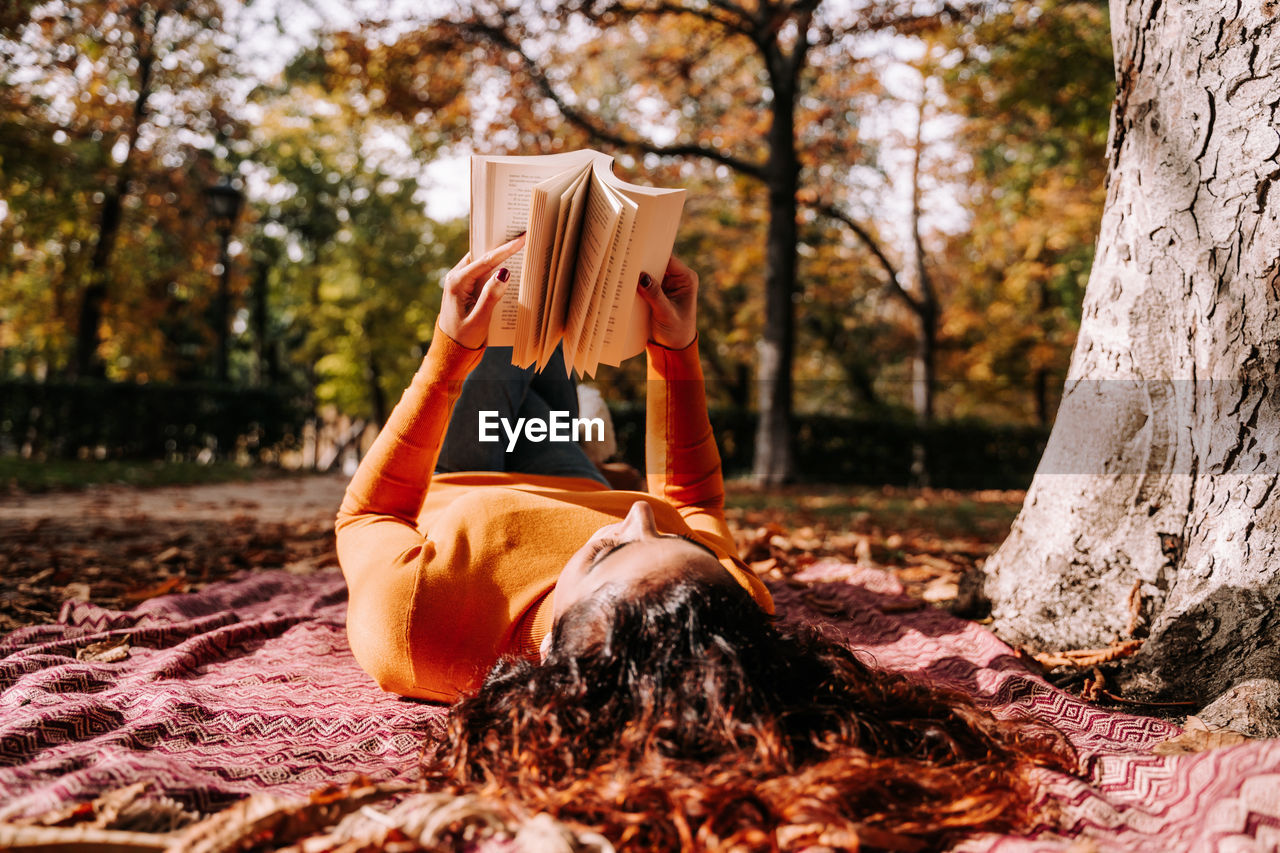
636, 256, 699, 350
437, 233, 526, 350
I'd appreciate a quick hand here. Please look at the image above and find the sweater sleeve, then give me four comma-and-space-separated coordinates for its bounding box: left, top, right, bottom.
645, 337, 774, 614
644, 335, 733, 543
334, 325, 484, 700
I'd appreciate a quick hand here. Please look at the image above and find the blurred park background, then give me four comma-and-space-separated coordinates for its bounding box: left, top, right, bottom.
0, 0, 1114, 491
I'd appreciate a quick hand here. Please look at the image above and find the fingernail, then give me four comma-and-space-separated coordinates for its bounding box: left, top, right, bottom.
639, 272, 652, 289
497, 268, 510, 282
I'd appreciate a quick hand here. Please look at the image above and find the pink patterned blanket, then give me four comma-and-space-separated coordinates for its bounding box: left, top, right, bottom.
2, 563, 1278, 851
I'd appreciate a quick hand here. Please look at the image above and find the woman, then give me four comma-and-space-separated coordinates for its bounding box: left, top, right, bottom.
337, 239, 1074, 850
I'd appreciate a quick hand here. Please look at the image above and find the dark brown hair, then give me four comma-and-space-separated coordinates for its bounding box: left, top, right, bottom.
424, 576, 1074, 852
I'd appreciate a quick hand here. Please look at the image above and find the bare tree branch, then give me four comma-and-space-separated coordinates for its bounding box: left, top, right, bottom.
906, 92, 938, 317
809, 200, 921, 314
708, 0, 756, 22
681, 36, 758, 106
577, 0, 760, 43
458, 18, 769, 180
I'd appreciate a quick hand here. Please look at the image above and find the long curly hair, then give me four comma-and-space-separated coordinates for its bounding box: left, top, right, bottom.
423, 575, 1075, 852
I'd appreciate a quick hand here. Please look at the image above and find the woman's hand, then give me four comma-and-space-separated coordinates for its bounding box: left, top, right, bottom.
636, 256, 698, 350
437, 233, 526, 350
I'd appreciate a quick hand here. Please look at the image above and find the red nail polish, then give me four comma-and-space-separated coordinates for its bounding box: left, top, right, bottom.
639, 272, 652, 289
497, 268, 510, 282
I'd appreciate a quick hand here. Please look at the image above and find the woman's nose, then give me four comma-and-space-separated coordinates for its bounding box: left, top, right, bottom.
619, 500, 659, 537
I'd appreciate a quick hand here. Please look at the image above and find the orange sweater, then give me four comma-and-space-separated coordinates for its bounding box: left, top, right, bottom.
336, 328, 773, 702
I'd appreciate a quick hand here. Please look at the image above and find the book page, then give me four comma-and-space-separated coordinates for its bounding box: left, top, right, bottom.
513, 181, 555, 367
537, 168, 592, 370
470, 151, 604, 346
564, 182, 623, 376
483, 167, 548, 347
581, 189, 639, 376
592, 162, 687, 364
517, 166, 596, 367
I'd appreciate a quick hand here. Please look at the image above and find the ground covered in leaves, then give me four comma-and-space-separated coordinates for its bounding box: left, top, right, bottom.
0, 474, 343, 633
2, 470, 1247, 851
0, 472, 1165, 714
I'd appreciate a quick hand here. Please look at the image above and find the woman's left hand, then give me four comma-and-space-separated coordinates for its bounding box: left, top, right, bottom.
636, 256, 699, 350
437, 233, 526, 349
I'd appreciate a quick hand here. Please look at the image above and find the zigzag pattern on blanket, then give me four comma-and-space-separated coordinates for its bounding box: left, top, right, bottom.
778, 564, 1280, 852
0, 572, 447, 820
2, 563, 1280, 852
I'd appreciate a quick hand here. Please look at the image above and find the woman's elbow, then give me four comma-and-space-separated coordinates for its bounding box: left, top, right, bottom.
346, 616, 415, 696
344, 566, 420, 696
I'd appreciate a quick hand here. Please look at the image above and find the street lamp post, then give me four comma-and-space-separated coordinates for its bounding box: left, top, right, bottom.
203, 176, 243, 383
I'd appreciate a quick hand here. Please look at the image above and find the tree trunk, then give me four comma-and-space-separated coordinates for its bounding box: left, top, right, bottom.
982, 0, 1280, 723
73, 12, 155, 379
73, 197, 121, 380
1034, 368, 1050, 427
252, 261, 270, 386
752, 51, 799, 487
214, 230, 232, 383
909, 303, 936, 487
907, 93, 937, 427
906, 94, 937, 486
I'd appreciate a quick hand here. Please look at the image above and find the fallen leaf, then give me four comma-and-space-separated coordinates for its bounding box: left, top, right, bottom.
77, 637, 131, 663
1078, 667, 1105, 702
168, 780, 405, 853
1153, 716, 1251, 755
876, 599, 926, 614
122, 576, 183, 605
63, 582, 92, 602
1121, 581, 1147, 640
921, 575, 959, 603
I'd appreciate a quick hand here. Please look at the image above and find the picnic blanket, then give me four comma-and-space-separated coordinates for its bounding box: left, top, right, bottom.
2, 562, 1279, 851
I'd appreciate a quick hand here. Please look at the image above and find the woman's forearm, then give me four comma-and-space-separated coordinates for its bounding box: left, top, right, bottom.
337, 326, 484, 528
644, 335, 726, 514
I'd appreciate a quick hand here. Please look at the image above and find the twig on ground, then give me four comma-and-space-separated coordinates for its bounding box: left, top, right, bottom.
1033, 639, 1144, 669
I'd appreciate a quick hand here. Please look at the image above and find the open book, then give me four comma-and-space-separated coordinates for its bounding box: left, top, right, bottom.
470, 149, 687, 376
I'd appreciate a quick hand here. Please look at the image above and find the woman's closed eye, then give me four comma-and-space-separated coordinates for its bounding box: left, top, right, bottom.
586, 533, 713, 569
586, 537, 623, 566
671, 533, 708, 551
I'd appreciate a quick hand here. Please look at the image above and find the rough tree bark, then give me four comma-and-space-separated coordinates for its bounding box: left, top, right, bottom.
982, 0, 1280, 731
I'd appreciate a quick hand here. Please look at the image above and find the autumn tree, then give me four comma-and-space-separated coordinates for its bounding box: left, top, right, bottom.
355, 0, 934, 484
936, 0, 1112, 424
0, 0, 240, 381
813, 79, 943, 426
243, 49, 469, 425
981, 0, 1280, 733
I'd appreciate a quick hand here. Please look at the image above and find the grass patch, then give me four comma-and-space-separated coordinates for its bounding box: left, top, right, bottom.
0, 457, 293, 494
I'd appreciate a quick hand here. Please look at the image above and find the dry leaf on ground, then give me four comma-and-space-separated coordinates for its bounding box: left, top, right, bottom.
1153, 715, 1251, 755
